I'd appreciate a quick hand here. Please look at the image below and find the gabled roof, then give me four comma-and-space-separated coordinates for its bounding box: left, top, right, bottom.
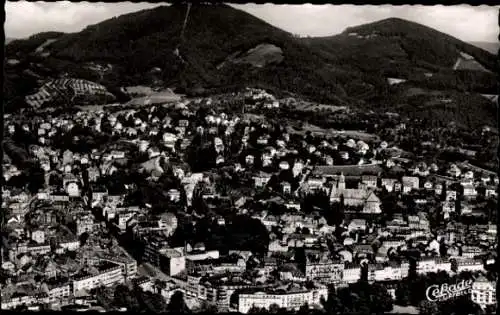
365, 191, 380, 203
349, 218, 366, 225
474, 275, 489, 283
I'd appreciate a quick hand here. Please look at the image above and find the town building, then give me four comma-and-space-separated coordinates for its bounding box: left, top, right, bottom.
72, 262, 124, 294
329, 174, 381, 214
471, 276, 496, 309
304, 253, 343, 283
455, 259, 485, 273
238, 284, 328, 313
402, 176, 419, 194
368, 262, 409, 282
416, 258, 451, 274
342, 263, 361, 283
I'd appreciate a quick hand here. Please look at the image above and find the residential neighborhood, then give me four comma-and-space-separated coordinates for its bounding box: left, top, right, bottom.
1, 86, 497, 314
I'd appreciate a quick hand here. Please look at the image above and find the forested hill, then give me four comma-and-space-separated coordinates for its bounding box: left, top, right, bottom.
4, 3, 359, 107
469, 41, 500, 55
302, 17, 497, 79
301, 17, 499, 130
5, 5, 499, 130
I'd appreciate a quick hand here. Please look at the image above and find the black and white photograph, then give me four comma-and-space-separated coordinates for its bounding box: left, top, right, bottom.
2, 2, 499, 314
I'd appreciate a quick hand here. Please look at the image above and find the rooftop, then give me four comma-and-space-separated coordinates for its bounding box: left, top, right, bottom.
313, 164, 383, 177
96, 261, 120, 272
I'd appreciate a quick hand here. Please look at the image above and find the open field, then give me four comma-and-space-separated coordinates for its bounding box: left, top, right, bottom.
291, 101, 347, 112
232, 43, 284, 68
126, 90, 182, 106
288, 122, 379, 142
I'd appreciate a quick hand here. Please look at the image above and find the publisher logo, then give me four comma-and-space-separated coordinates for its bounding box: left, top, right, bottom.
426, 280, 473, 302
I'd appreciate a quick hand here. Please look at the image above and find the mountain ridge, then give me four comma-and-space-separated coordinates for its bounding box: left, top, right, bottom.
304, 17, 497, 72
5, 5, 498, 130
5, 3, 354, 107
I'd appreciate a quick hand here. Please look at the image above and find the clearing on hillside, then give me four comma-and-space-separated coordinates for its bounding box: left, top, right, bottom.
218, 43, 284, 69
453, 51, 491, 72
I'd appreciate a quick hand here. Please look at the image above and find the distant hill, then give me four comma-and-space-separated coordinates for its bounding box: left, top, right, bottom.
6, 38, 17, 45
303, 18, 497, 76
6, 32, 65, 55
301, 18, 498, 129
469, 41, 499, 54
4, 7, 498, 131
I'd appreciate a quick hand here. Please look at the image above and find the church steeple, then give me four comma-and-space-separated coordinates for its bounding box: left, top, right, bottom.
338, 172, 346, 190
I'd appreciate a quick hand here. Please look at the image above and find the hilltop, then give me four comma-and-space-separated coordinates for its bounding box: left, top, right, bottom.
5, 7, 498, 130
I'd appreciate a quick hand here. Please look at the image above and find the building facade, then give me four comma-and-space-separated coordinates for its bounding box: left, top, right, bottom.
471, 277, 496, 309
238, 286, 328, 314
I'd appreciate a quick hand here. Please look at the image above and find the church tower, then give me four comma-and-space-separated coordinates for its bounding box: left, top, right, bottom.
338, 173, 346, 190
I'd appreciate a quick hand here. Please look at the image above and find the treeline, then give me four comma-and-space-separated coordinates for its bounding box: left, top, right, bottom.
405, 70, 498, 95
3, 139, 46, 193
3, 139, 32, 169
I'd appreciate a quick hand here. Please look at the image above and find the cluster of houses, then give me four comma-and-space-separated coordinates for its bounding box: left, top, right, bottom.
1, 200, 137, 310
2, 148, 139, 309
2, 88, 497, 312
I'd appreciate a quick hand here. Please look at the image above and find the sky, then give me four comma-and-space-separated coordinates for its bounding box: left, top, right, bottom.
5, 2, 499, 42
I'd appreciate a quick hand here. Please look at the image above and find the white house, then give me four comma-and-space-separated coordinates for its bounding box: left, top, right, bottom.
471, 276, 496, 309
416, 258, 451, 274
368, 262, 409, 282
66, 182, 80, 197
361, 176, 377, 189
31, 230, 46, 244
402, 176, 419, 194
343, 264, 361, 283
381, 178, 397, 192
238, 285, 327, 314
456, 259, 485, 273
73, 263, 124, 294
